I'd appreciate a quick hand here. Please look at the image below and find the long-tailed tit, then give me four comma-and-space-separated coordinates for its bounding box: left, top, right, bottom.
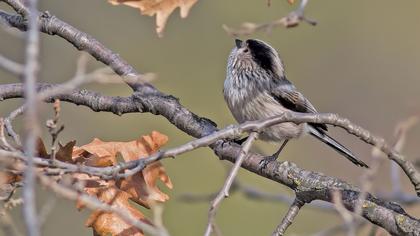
224, 39, 368, 168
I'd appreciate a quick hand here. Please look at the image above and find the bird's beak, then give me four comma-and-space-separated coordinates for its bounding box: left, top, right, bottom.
235, 39, 243, 49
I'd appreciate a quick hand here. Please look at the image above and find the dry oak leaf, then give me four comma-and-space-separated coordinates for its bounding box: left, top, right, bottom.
85, 188, 149, 236
71, 131, 173, 236
108, 0, 198, 37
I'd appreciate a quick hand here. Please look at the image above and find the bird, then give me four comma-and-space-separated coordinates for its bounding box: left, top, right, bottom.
223, 38, 368, 168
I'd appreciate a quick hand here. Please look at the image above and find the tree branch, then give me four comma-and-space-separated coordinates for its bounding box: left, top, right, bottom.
204, 132, 258, 236
223, 0, 316, 37
20, 0, 40, 234
214, 142, 420, 235
0, 54, 23, 75
272, 198, 305, 236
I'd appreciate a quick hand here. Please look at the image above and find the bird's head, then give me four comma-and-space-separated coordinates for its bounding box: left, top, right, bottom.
228, 39, 285, 78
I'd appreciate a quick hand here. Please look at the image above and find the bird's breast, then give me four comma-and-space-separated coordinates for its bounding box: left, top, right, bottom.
224, 75, 306, 141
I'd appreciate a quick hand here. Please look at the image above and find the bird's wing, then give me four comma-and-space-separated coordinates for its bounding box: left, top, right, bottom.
270, 81, 328, 131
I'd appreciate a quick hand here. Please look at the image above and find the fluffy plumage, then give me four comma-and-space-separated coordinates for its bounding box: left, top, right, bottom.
224, 39, 368, 168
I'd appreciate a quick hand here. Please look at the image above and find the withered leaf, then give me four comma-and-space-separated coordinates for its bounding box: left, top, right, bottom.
86, 188, 149, 236
36, 137, 49, 158
71, 131, 172, 236
108, 0, 198, 37
56, 140, 76, 163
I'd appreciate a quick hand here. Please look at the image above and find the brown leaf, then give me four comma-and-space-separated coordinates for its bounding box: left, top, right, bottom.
0, 172, 21, 185
0, 172, 20, 201
56, 140, 76, 163
108, 0, 198, 37
71, 131, 172, 236
36, 138, 49, 158
86, 188, 149, 236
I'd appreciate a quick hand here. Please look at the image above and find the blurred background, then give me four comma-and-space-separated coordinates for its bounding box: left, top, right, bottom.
1, 0, 420, 235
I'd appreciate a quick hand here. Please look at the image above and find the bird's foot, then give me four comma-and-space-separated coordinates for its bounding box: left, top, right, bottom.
258, 155, 278, 172
227, 136, 248, 145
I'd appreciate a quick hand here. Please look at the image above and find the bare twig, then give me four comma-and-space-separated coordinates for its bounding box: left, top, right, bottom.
0, 54, 23, 75
204, 132, 258, 236
150, 202, 170, 236
2, 0, 29, 17
0, 118, 15, 151
37, 195, 57, 226
20, 0, 41, 234
390, 116, 418, 195
3, 105, 23, 146
332, 191, 356, 236
46, 99, 64, 148
223, 0, 316, 37
271, 198, 305, 236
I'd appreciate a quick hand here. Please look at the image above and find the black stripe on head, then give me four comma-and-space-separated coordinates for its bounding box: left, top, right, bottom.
246, 39, 276, 73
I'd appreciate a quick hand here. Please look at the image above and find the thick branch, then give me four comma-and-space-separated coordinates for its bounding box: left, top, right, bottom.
0, 83, 139, 115
214, 142, 420, 235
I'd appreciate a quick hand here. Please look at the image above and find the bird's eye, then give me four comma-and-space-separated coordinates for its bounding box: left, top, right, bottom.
243, 48, 249, 53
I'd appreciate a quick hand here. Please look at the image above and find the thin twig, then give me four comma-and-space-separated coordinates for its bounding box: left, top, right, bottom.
204, 132, 258, 236
2, 0, 29, 17
332, 191, 356, 236
0, 54, 23, 75
0, 118, 15, 151
223, 0, 316, 37
390, 116, 418, 195
21, 0, 40, 234
271, 198, 305, 236
150, 202, 170, 236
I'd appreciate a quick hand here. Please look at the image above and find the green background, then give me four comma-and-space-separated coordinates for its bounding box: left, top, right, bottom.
1, 0, 420, 235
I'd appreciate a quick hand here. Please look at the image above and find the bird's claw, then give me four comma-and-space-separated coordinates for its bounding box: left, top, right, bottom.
225, 136, 248, 146
258, 155, 277, 172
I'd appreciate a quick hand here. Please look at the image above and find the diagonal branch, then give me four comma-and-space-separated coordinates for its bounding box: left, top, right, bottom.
272, 197, 305, 236
204, 132, 258, 236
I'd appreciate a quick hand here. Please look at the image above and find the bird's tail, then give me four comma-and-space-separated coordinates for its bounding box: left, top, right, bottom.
308, 126, 369, 168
